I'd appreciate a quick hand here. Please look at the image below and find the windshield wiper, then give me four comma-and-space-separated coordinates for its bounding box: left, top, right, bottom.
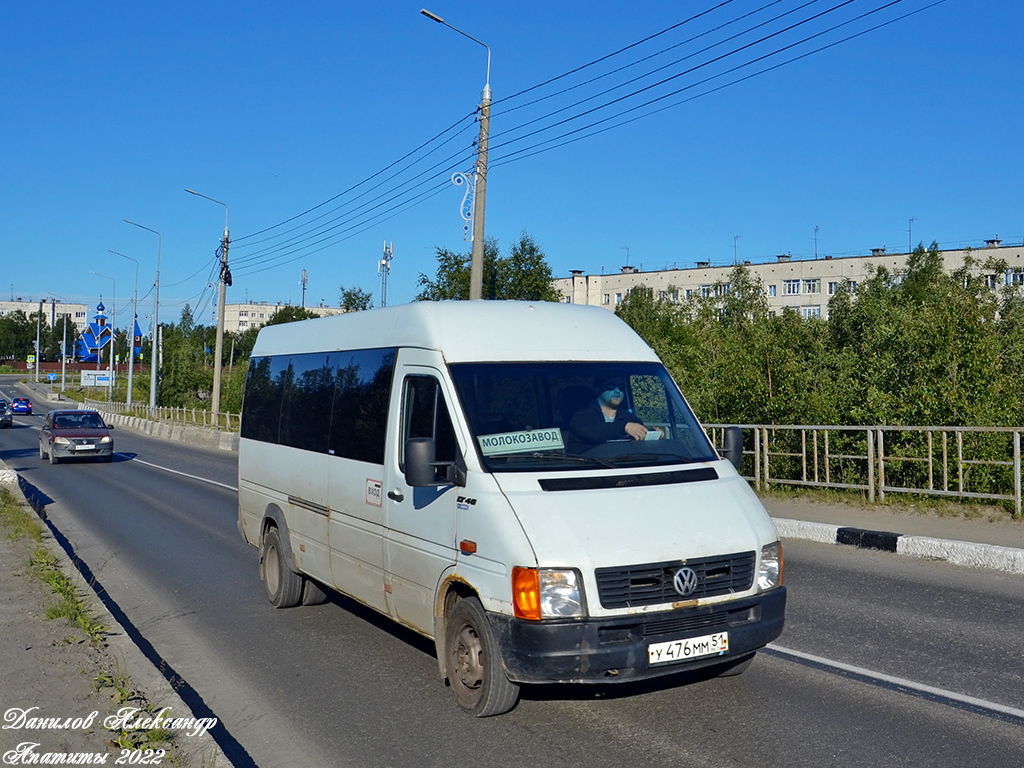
606, 452, 706, 465
507, 452, 618, 469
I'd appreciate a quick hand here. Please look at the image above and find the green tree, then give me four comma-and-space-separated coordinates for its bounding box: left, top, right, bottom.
415, 232, 559, 302
339, 285, 373, 312
266, 305, 321, 326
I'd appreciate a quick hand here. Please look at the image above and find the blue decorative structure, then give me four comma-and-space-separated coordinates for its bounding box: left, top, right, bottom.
75, 300, 144, 363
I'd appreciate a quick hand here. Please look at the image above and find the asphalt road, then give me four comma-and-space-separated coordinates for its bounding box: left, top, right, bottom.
3, 382, 1023, 768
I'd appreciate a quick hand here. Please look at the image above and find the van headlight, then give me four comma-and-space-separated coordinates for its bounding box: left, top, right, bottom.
512, 567, 585, 620
54, 437, 71, 445
758, 542, 783, 592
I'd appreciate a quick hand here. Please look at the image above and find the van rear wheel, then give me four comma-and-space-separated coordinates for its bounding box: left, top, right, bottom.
301, 577, 328, 606
262, 528, 302, 608
444, 597, 520, 717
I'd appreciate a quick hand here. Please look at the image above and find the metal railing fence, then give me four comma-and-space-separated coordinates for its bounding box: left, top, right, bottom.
706, 424, 1022, 519
84, 398, 239, 432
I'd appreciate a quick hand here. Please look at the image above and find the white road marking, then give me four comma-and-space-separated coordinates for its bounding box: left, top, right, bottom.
126, 456, 238, 492
769, 643, 1024, 720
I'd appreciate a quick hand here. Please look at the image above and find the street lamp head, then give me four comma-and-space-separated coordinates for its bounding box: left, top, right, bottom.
421, 8, 443, 23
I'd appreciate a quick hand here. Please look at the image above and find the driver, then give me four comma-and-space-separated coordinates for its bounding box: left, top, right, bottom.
570, 380, 652, 446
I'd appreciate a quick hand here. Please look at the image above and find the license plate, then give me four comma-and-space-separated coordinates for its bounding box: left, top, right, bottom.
75, 444, 96, 451
648, 632, 729, 665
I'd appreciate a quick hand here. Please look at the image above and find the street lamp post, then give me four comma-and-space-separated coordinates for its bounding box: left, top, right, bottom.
421, 8, 491, 301
123, 220, 161, 410
185, 189, 230, 421
90, 271, 115, 401
109, 250, 139, 407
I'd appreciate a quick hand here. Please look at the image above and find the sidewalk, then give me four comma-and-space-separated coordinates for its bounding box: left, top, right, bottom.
762, 494, 1024, 574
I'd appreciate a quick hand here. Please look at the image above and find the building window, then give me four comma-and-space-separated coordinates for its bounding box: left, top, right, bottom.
615, 293, 622, 304
659, 291, 667, 300
803, 279, 820, 294
1007, 269, 1024, 286
700, 285, 712, 298
563, 294, 572, 303
784, 280, 800, 295
828, 281, 838, 295
801, 306, 821, 319
672, 291, 679, 302
603, 293, 610, 305
718, 283, 731, 296
767, 284, 777, 297
685, 289, 693, 299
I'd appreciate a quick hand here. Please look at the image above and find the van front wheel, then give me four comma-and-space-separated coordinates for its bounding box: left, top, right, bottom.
262, 528, 302, 608
444, 597, 520, 717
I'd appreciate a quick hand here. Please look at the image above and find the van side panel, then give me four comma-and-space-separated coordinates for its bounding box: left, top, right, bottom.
327, 456, 387, 612
240, 440, 331, 585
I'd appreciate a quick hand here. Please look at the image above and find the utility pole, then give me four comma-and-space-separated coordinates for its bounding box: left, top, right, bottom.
733, 236, 741, 264
300, 269, 308, 309
186, 189, 230, 422
421, 9, 490, 300
909, 217, 916, 255
814, 226, 819, 259
34, 300, 41, 382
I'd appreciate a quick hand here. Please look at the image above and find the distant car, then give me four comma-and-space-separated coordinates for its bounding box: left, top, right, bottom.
11, 397, 32, 415
39, 409, 113, 464
0, 400, 11, 429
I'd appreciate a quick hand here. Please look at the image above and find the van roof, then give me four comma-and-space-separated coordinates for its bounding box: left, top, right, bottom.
250, 301, 658, 363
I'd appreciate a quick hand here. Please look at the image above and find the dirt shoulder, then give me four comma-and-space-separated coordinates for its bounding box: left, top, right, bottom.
0, 475, 230, 767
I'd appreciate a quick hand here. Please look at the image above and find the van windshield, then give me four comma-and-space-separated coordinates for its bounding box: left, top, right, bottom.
448, 361, 717, 472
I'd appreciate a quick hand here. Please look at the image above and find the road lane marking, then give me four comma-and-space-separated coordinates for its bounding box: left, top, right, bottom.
126, 456, 238, 492
767, 643, 1024, 722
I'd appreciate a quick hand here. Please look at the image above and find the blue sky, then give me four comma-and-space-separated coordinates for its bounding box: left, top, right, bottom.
2, 0, 1021, 330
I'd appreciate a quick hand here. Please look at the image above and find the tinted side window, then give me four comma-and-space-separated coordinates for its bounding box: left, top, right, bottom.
242, 348, 397, 465
279, 353, 334, 453
328, 348, 397, 464
241, 356, 282, 443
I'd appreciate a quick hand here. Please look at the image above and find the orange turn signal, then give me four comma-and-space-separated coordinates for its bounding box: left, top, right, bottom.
512, 567, 541, 621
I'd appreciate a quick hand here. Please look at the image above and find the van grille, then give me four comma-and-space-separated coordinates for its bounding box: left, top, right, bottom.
595, 552, 755, 609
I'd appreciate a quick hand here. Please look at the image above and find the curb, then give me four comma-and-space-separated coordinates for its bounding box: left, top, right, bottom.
773, 517, 1024, 575
0, 462, 234, 767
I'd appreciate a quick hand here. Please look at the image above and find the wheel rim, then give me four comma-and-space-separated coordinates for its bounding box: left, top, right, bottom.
450, 622, 485, 698
265, 543, 280, 596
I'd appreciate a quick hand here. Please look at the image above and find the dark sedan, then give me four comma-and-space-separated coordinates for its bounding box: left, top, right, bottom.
39, 409, 113, 464
0, 400, 11, 428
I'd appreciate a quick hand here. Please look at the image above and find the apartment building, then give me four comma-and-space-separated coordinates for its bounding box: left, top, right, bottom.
0, 298, 90, 332
225, 301, 346, 333
552, 239, 1024, 319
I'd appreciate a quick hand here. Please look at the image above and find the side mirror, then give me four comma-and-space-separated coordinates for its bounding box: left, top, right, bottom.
405, 438, 437, 487
722, 426, 744, 471
404, 437, 467, 488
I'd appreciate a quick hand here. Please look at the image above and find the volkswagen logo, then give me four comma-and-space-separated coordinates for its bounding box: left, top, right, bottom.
672, 567, 699, 597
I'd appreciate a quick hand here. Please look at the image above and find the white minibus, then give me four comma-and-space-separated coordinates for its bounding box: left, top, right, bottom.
237, 301, 785, 716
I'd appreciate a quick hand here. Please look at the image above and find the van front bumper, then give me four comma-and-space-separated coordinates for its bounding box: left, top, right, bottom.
489, 587, 785, 684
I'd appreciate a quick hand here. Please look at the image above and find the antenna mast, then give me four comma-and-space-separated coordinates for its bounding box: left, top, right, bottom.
379, 242, 394, 308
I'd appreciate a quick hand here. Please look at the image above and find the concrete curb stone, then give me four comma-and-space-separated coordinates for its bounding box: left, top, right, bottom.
773, 516, 1024, 575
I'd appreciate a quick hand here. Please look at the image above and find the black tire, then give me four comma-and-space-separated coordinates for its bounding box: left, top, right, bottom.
39, 442, 45, 460
49, 449, 59, 466
444, 597, 520, 717
301, 578, 328, 606
261, 528, 302, 608
714, 652, 756, 677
